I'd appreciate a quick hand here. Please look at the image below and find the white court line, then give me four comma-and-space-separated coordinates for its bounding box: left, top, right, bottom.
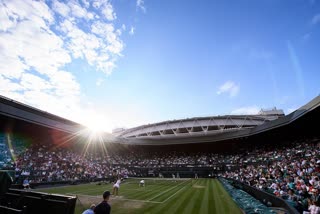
121, 188, 153, 192
35, 182, 102, 191
76, 194, 162, 204
147, 179, 190, 202
68, 183, 150, 195
68, 182, 132, 194
161, 186, 187, 203
113, 198, 163, 204
128, 177, 190, 181
69, 180, 190, 204
68, 186, 107, 194
35, 185, 79, 190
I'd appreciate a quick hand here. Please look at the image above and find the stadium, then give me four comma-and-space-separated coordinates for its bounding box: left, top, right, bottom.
1, 1, 320, 214
0, 94, 320, 214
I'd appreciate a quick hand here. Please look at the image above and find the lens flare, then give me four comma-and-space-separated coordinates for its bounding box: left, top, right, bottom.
6, 133, 16, 162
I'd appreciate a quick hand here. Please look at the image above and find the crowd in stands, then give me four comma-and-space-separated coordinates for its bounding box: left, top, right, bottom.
223, 139, 320, 213
0, 133, 26, 169
15, 144, 111, 183
12, 145, 221, 182
1, 132, 320, 213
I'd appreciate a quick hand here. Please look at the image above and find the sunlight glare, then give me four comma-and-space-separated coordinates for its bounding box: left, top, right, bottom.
86, 121, 106, 134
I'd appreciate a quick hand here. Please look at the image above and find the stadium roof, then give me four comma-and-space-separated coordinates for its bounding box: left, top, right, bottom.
116, 95, 320, 145
0, 94, 319, 145
0, 95, 84, 133
114, 113, 283, 139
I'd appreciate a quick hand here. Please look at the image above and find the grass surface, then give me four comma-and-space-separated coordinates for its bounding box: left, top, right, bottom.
37, 178, 242, 214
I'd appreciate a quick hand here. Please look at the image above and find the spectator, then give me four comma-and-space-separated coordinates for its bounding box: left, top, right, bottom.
304, 200, 320, 214
82, 204, 95, 214
94, 191, 111, 214
23, 177, 30, 189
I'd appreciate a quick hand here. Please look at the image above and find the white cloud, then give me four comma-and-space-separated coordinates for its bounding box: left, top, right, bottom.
231, 106, 260, 115
92, 0, 116, 21
68, 1, 88, 19
0, 75, 23, 92
81, 0, 90, 8
57, 15, 123, 75
101, 2, 116, 21
96, 78, 104, 86
311, 14, 320, 25
92, 0, 103, 8
52, 0, 70, 17
0, 0, 126, 130
217, 81, 240, 97
92, 21, 124, 55
20, 73, 52, 91
136, 0, 146, 13
129, 26, 135, 35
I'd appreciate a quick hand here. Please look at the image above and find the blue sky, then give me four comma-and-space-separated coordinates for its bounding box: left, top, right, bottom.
0, 0, 319, 132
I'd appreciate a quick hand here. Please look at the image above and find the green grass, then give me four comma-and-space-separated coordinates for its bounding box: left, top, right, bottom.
37, 178, 242, 214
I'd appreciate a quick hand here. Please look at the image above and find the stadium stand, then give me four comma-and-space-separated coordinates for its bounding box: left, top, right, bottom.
1, 131, 320, 213
223, 139, 320, 213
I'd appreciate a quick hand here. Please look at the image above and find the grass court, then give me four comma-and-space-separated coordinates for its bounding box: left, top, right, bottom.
38, 178, 242, 214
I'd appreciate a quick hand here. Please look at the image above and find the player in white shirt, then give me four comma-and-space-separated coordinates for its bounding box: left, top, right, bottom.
139, 179, 145, 187
112, 178, 121, 196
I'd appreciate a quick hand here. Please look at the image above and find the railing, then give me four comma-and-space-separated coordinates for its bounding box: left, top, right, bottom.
11, 177, 108, 189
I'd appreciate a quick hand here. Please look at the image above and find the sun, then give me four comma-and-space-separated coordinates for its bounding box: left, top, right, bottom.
81, 113, 113, 136
83, 120, 107, 142
85, 121, 106, 134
